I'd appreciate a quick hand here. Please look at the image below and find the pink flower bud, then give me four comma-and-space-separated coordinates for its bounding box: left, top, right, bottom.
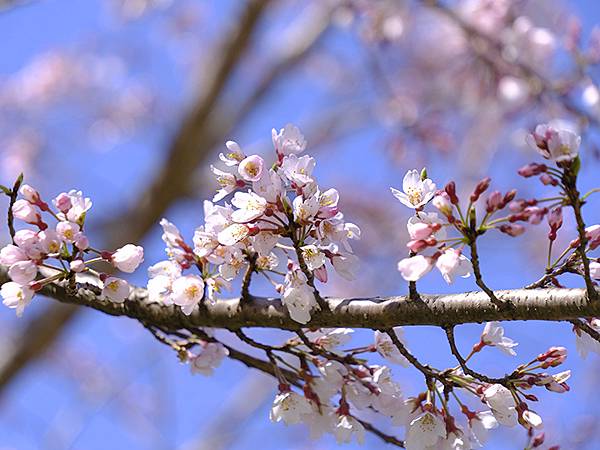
518, 163, 547, 177
470, 177, 491, 202
485, 191, 503, 213
532, 433, 545, 447
539, 174, 558, 186
53, 192, 72, 213
433, 192, 453, 216
12, 199, 40, 223
499, 224, 526, 237
444, 182, 459, 204
74, 233, 89, 250
19, 184, 40, 203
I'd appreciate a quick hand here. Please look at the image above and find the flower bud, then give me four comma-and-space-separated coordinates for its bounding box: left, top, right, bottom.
486, 191, 503, 213
19, 184, 40, 204
518, 163, 547, 177
444, 182, 459, 204
470, 177, 491, 202
499, 224, 526, 237
539, 174, 559, 186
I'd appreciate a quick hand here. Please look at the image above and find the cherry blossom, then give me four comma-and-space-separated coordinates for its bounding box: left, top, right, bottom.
1, 282, 34, 317
374, 329, 410, 367
333, 414, 365, 445
218, 140, 245, 166
397, 255, 432, 281
405, 410, 446, 449
272, 123, 306, 156
527, 124, 581, 163
269, 390, 312, 425
391, 169, 436, 209
171, 275, 205, 315
435, 249, 473, 284
238, 154, 264, 182
480, 322, 518, 356
189, 342, 229, 376
111, 244, 144, 273
102, 277, 131, 303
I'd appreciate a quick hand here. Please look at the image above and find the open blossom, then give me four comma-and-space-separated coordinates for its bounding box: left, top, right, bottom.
8, 260, 38, 284
65, 190, 92, 223
231, 191, 267, 223
0, 244, 27, 265
112, 244, 144, 273
374, 329, 410, 366
526, 123, 581, 162
272, 123, 306, 155
481, 322, 518, 356
171, 275, 205, 315
405, 411, 446, 449
282, 268, 316, 324
281, 154, 315, 186
306, 328, 353, 352
270, 390, 312, 425
333, 415, 365, 445
238, 154, 264, 182
293, 194, 319, 223
211, 165, 237, 202
301, 245, 325, 271
397, 255, 432, 281
219, 140, 245, 166
435, 249, 472, 284
391, 169, 436, 209
102, 277, 131, 303
1, 282, 34, 317
483, 384, 517, 427
217, 223, 249, 246
189, 342, 229, 376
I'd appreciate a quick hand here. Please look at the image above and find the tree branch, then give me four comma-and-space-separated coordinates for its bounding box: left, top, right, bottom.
13, 269, 600, 332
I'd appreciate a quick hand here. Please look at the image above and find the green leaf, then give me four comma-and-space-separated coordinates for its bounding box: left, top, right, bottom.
420, 167, 428, 181
0, 185, 11, 196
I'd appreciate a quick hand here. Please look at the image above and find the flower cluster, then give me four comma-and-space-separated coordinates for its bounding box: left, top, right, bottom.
265, 322, 565, 449
0, 183, 144, 315
392, 169, 523, 285
147, 124, 360, 323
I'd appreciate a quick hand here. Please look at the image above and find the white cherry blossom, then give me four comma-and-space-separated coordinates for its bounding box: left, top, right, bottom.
435, 249, 473, 284
219, 140, 245, 166
1, 282, 34, 317
269, 390, 312, 425
102, 277, 131, 303
333, 415, 365, 445
391, 169, 436, 209
398, 255, 433, 281
481, 322, 518, 356
272, 123, 307, 155
374, 328, 410, 367
405, 411, 446, 450
189, 342, 229, 376
112, 244, 144, 273
171, 275, 205, 315
238, 154, 264, 182
231, 191, 267, 223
